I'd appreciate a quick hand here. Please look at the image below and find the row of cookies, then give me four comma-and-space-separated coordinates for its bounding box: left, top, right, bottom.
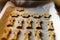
6, 17, 42, 29
0, 29, 35, 40
14, 7, 51, 18
6, 16, 54, 30
0, 28, 42, 40
6, 16, 54, 31
17, 19, 42, 29
0, 27, 20, 40
24, 30, 55, 40
0, 27, 55, 40
10, 11, 51, 18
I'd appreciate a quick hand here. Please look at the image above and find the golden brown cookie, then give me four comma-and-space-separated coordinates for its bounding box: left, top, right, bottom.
10, 29, 20, 40
42, 13, 51, 18
36, 19, 42, 29
47, 31, 55, 40
34, 30, 42, 40
6, 21, 14, 27
8, 16, 15, 22
12, 29, 20, 35
6, 16, 15, 27
46, 21, 54, 31
26, 19, 33, 29
17, 20, 24, 29
21, 13, 30, 18
1, 27, 11, 40
31, 13, 41, 18
10, 11, 19, 17
24, 30, 31, 40
16, 7, 24, 12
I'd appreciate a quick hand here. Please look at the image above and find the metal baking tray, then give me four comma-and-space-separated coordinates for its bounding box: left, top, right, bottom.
0, 1, 60, 40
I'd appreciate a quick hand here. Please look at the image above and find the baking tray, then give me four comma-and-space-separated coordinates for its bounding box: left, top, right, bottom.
0, 1, 60, 40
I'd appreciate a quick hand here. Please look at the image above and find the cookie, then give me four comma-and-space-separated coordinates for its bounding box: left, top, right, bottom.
12, 29, 20, 35
26, 19, 33, 29
24, 30, 31, 40
6, 21, 14, 27
10, 11, 19, 17
46, 21, 54, 31
10, 29, 20, 40
1, 27, 11, 40
6, 16, 15, 27
42, 13, 51, 18
31, 13, 41, 18
47, 31, 55, 40
16, 7, 24, 12
34, 30, 42, 40
17, 20, 24, 29
8, 16, 15, 22
4, 27, 11, 35
36, 19, 42, 29
21, 13, 30, 18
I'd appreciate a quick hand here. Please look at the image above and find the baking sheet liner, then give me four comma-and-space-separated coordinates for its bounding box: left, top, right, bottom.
8, 2, 56, 40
